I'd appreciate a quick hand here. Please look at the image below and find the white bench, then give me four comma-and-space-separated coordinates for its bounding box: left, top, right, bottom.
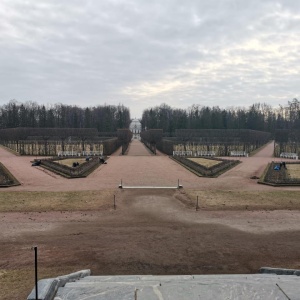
173, 151, 193, 156
58, 151, 103, 157
58, 151, 78, 157
280, 152, 298, 160
82, 151, 103, 156
196, 151, 216, 157
230, 151, 248, 157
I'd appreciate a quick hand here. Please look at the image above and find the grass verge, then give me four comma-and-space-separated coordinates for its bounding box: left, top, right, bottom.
185, 189, 300, 210
0, 266, 80, 300
0, 190, 116, 212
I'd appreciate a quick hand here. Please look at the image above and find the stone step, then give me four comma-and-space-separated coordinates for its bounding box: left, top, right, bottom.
79, 275, 193, 282
55, 277, 300, 300
28, 269, 300, 300
67, 278, 300, 288
79, 273, 297, 283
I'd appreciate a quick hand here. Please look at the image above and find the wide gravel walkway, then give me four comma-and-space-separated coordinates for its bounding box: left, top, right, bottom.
1, 141, 300, 191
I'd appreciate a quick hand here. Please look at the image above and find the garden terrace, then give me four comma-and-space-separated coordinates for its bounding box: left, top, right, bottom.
171, 156, 240, 177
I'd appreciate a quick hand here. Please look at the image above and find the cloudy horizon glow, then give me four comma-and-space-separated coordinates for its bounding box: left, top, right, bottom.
0, 0, 299, 118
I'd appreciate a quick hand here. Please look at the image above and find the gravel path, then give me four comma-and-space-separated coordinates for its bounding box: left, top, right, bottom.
0, 141, 300, 191
126, 139, 153, 156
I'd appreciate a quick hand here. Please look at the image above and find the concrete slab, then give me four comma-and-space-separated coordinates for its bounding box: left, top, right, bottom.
53, 273, 300, 300
27, 278, 58, 300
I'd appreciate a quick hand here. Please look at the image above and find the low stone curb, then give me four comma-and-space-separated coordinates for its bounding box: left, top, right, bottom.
260, 267, 300, 276
27, 269, 91, 300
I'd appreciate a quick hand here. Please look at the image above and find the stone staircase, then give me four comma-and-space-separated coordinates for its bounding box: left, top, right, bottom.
28, 268, 300, 300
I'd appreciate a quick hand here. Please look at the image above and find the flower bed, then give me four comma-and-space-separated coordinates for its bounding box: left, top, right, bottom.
0, 162, 20, 187
170, 156, 240, 177
34, 156, 106, 178
260, 162, 300, 186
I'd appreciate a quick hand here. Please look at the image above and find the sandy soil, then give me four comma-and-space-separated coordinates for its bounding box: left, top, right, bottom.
1, 141, 300, 299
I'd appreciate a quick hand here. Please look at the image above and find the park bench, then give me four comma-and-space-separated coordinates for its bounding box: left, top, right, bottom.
280, 152, 298, 160
196, 151, 216, 157
173, 151, 193, 156
230, 151, 248, 157
57, 151, 79, 157
82, 151, 103, 156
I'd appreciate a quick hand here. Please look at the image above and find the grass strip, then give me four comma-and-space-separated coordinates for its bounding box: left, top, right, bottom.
185, 189, 300, 210
0, 190, 116, 212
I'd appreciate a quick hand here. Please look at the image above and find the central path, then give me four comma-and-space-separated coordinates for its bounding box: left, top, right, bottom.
126, 140, 153, 156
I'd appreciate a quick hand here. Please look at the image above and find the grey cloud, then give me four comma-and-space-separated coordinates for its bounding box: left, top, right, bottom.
0, 0, 300, 117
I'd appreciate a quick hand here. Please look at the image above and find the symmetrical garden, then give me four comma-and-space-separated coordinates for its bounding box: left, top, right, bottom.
141, 128, 273, 177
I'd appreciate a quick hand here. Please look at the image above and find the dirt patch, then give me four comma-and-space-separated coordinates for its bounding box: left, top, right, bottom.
287, 163, 300, 179
53, 158, 87, 167
0, 190, 116, 212
185, 189, 300, 210
1, 189, 300, 299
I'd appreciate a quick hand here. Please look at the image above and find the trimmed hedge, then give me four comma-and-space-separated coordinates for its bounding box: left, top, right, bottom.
38, 157, 103, 178
171, 156, 240, 177
0, 162, 20, 187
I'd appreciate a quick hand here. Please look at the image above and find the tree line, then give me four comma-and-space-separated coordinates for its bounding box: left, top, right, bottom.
0, 100, 131, 132
141, 99, 300, 134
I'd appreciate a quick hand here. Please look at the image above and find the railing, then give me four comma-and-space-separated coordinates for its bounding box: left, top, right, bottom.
173, 151, 193, 156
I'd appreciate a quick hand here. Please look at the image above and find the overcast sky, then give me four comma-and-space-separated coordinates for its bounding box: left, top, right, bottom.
1, 0, 300, 118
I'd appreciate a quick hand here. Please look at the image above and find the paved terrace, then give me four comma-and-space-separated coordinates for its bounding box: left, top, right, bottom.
28, 269, 300, 300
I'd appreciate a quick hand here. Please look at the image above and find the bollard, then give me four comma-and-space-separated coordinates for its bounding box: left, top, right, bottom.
119, 179, 123, 189
32, 246, 38, 300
